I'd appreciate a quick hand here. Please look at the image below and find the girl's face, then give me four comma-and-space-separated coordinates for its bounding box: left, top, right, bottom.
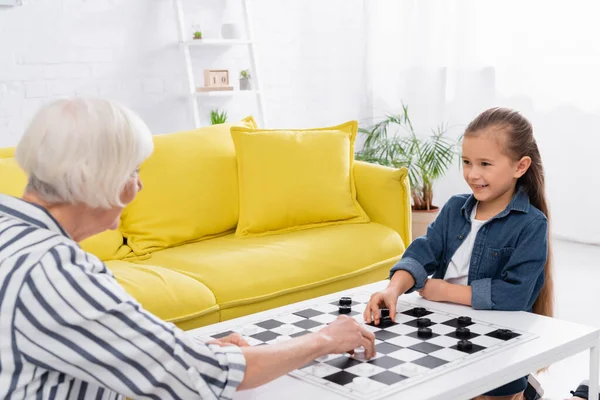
461, 127, 530, 203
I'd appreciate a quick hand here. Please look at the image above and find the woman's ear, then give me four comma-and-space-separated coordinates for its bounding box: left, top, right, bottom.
514, 156, 532, 178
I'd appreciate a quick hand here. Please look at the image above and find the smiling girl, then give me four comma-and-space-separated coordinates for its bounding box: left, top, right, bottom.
364, 107, 553, 399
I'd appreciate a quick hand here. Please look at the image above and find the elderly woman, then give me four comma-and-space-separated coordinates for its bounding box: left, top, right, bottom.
0, 98, 376, 399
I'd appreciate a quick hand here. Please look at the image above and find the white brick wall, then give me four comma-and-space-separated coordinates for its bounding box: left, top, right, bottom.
0, 0, 368, 147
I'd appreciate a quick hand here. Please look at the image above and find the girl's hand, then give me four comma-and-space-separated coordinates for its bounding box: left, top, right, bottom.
417, 279, 449, 302
364, 287, 400, 325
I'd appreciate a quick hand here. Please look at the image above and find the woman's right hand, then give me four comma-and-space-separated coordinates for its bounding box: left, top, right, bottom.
363, 287, 401, 325
318, 315, 376, 359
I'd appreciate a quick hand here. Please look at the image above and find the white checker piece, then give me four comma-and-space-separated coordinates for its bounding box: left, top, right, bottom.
272, 324, 304, 336
346, 378, 388, 394
303, 363, 341, 378
234, 324, 266, 336
390, 362, 429, 378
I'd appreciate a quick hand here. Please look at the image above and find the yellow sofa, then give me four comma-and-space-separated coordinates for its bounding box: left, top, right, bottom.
0, 120, 411, 331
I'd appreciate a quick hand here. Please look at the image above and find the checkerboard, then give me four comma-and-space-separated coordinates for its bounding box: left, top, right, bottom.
194, 290, 537, 400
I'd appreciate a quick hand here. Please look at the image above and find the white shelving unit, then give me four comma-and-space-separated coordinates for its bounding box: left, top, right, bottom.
194, 90, 261, 98
180, 39, 253, 47
172, 0, 266, 128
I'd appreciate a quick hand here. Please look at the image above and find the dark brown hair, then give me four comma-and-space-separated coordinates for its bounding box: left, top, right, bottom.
465, 107, 553, 318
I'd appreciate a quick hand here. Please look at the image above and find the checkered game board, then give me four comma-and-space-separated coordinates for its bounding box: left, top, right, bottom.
194, 290, 537, 400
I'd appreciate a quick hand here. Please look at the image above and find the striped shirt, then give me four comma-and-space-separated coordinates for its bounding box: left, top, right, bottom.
0, 194, 246, 399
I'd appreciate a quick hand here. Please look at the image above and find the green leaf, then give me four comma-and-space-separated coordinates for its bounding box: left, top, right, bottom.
356, 104, 458, 208
210, 109, 228, 125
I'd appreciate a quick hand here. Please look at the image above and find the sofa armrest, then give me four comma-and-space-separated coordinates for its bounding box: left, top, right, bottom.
353, 161, 411, 248
0, 147, 15, 158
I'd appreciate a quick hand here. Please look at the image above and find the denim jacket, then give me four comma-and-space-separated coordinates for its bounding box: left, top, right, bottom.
390, 186, 548, 312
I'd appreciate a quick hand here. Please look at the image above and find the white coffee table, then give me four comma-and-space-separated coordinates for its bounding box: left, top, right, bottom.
189, 281, 600, 399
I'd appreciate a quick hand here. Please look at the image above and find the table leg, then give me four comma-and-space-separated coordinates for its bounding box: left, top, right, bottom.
590, 341, 599, 400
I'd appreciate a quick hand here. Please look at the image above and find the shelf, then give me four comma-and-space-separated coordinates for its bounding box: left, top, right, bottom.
182, 39, 253, 47
193, 90, 260, 98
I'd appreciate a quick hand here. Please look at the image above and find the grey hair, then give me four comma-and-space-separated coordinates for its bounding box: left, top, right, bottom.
15, 97, 154, 209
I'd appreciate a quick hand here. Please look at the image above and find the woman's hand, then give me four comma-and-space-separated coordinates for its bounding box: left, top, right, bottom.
318, 315, 376, 359
207, 332, 250, 347
238, 315, 376, 390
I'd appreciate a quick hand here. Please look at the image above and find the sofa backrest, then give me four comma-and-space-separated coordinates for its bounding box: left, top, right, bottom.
0, 149, 129, 261
0, 116, 257, 259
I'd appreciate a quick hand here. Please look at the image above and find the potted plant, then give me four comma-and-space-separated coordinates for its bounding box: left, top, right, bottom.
239, 69, 251, 90
193, 31, 203, 40
356, 104, 458, 240
210, 109, 228, 125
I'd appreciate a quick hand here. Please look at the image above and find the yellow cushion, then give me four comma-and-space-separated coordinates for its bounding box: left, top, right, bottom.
79, 231, 131, 262
0, 147, 15, 158
134, 223, 404, 320
0, 156, 128, 262
106, 260, 219, 330
230, 121, 369, 237
0, 157, 27, 196
120, 117, 257, 255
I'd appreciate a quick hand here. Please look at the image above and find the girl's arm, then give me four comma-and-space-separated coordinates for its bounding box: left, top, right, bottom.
444, 282, 472, 306
421, 218, 548, 311
389, 196, 462, 292
418, 279, 472, 306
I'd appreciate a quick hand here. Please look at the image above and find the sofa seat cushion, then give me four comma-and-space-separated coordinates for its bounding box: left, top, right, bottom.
106, 260, 219, 330
134, 223, 405, 320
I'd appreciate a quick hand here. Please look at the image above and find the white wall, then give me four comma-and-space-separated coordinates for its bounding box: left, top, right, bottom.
0, 0, 189, 145
366, 0, 600, 245
0, 0, 368, 147
1, 0, 598, 244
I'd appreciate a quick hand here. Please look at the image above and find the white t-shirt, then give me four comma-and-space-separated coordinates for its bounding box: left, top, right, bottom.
443, 202, 488, 286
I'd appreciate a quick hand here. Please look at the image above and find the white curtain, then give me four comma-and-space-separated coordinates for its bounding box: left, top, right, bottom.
365, 0, 600, 244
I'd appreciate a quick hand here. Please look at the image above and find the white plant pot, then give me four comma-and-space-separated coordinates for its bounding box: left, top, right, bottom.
221, 23, 241, 39
239, 78, 251, 90
411, 207, 440, 241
